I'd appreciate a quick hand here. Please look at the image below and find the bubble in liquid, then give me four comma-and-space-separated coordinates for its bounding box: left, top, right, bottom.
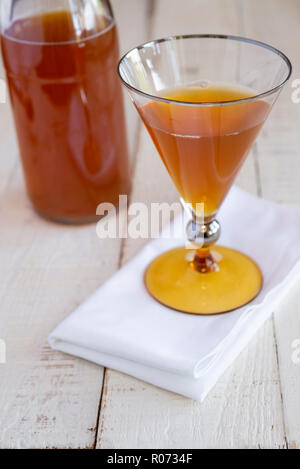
199, 80, 209, 88
190, 80, 210, 88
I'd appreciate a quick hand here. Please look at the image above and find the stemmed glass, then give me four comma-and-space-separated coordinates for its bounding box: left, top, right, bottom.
119, 35, 292, 315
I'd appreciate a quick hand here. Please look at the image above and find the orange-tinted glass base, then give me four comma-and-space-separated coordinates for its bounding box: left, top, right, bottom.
145, 246, 263, 315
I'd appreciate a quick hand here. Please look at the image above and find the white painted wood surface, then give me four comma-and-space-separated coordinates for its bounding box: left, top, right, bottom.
0, 0, 150, 449
242, 0, 300, 449
0, 0, 299, 449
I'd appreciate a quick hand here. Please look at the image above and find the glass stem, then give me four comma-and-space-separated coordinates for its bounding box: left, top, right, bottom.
186, 218, 221, 273
193, 248, 217, 273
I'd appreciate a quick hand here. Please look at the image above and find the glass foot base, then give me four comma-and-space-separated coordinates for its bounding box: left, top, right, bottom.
145, 246, 263, 315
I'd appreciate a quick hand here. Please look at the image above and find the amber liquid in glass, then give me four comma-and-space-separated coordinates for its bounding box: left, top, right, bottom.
144, 83, 266, 313
141, 83, 270, 217
1, 10, 130, 221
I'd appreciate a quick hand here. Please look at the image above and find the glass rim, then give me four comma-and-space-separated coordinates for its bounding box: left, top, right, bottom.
118, 33, 292, 107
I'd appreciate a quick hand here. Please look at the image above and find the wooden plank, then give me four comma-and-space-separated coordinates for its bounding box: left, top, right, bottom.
0, 0, 150, 449
98, 322, 285, 449
0, 91, 18, 198
97, 133, 285, 449
242, 0, 300, 449
112, 0, 154, 159
97, 0, 286, 449
241, 0, 300, 203
0, 166, 117, 449
150, 0, 240, 37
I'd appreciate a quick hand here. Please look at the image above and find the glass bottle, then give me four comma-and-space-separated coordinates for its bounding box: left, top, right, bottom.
1, 0, 130, 223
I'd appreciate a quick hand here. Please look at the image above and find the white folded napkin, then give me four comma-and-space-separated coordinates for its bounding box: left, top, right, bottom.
49, 187, 300, 401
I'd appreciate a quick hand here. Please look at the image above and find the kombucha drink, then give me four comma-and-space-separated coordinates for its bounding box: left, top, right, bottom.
1, 10, 130, 222
140, 83, 269, 216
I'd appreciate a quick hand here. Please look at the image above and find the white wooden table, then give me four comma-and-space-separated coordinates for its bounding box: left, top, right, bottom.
0, 0, 300, 449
